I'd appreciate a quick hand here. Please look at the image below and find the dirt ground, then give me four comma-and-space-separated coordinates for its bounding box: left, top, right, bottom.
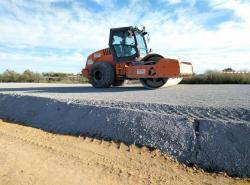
0, 120, 249, 185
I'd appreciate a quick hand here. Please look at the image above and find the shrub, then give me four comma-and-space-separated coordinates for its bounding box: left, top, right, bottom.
182, 72, 250, 84
19, 70, 41, 82
0, 70, 20, 82
1, 69, 249, 84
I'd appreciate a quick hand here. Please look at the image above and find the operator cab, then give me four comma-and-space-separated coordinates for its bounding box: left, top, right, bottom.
109, 26, 148, 62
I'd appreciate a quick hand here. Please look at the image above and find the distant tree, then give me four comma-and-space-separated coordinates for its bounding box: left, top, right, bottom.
19, 70, 41, 82
1, 70, 20, 82
42, 72, 72, 78
222, 68, 235, 72
204, 70, 219, 74
0, 70, 88, 83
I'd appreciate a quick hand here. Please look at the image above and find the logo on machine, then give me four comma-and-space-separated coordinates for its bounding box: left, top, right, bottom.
136, 69, 146, 75
94, 53, 101, 58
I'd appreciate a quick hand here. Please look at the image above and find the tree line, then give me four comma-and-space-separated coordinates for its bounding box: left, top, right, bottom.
0, 69, 249, 84
0, 70, 88, 83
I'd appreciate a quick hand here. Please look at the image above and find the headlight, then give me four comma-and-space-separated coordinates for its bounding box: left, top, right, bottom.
86, 59, 94, 65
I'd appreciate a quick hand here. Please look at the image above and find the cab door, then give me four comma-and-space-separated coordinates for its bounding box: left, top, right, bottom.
109, 27, 139, 62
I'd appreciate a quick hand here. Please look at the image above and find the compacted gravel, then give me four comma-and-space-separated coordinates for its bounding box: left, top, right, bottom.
0, 83, 249, 177
0, 83, 249, 108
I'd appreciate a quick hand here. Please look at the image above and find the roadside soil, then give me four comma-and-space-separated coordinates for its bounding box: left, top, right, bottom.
0, 120, 249, 185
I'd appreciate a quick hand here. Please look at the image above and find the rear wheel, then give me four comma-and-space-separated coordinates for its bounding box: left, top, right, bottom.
140, 56, 168, 89
89, 62, 115, 88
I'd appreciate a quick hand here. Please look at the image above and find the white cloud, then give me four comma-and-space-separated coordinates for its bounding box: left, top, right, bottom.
167, 0, 182, 5
146, 0, 250, 73
0, 51, 84, 73
0, 0, 249, 73
91, 0, 105, 5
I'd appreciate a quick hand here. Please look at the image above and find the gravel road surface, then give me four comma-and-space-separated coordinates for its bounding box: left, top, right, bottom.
0, 83, 249, 108
0, 83, 249, 177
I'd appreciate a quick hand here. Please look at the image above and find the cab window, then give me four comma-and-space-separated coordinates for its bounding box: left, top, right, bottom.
135, 31, 147, 56
111, 30, 137, 58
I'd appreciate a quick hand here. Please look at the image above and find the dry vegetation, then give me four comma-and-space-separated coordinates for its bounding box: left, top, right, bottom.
182, 71, 250, 84
0, 70, 88, 83
0, 69, 249, 84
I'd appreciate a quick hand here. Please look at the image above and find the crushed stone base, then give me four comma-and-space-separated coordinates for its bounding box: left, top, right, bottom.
0, 94, 249, 177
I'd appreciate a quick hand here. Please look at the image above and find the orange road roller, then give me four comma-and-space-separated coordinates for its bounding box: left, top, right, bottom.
82, 26, 193, 89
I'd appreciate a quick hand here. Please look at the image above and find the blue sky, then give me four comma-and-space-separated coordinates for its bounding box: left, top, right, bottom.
0, 0, 249, 74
